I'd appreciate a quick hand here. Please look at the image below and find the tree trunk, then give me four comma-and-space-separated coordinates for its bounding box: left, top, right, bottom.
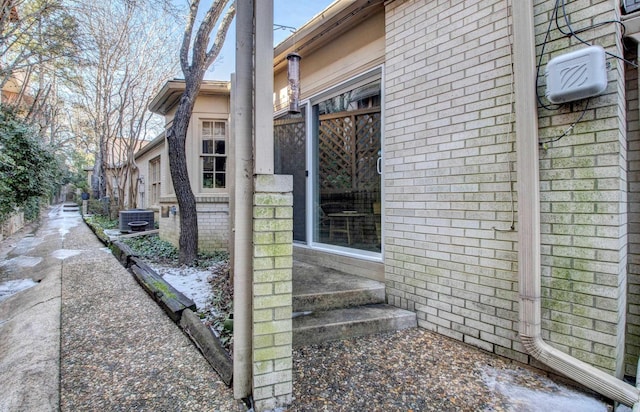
166, 88, 199, 265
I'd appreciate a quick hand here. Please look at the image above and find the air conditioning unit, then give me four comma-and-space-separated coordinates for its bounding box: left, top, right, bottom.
119, 209, 155, 232
623, 0, 640, 14
545, 45, 607, 104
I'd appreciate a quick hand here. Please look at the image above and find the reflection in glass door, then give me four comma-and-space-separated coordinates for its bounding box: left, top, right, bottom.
313, 80, 381, 253
274, 107, 307, 242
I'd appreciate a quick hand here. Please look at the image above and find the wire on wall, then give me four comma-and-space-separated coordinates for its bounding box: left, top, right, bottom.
493, 0, 516, 233
535, 0, 634, 146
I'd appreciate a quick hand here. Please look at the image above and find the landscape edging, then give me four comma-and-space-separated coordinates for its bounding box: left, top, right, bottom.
82, 217, 233, 386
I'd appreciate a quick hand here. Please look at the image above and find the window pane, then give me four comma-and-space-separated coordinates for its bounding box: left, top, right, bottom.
203, 157, 214, 171
202, 121, 213, 137
214, 140, 225, 155
203, 172, 214, 188
215, 156, 226, 172
215, 172, 226, 188
202, 139, 213, 154
215, 121, 226, 136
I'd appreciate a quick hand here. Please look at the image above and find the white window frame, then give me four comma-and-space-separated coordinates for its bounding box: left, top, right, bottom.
200, 119, 228, 192
149, 156, 161, 206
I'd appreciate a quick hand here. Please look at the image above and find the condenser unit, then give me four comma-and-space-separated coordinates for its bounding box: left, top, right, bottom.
119, 209, 155, 232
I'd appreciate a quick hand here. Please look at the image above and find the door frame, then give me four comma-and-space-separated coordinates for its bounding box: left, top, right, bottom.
304, 66, 385, 261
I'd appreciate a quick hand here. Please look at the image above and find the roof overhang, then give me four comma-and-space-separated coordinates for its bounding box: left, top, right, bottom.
134, 132, 165, 159
273, 0, 384, 73
148, 79, 231, 115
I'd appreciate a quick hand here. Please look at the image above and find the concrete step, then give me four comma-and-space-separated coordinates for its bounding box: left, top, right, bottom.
292, 260, 385, 312
292, 304, 417, 347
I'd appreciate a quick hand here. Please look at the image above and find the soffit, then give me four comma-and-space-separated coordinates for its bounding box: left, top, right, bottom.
273, 0, 385, 73
148, 80, 231, 115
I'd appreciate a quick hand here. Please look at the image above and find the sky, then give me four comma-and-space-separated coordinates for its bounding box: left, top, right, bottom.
203, 0, 336, 81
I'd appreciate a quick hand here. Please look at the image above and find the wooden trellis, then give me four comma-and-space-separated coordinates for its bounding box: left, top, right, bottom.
274, 116, 306, 174
318, 108, 381, 192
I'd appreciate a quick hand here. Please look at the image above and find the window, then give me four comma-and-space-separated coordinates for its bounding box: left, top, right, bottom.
201, 120, 226, 189
149, 156, 161, 205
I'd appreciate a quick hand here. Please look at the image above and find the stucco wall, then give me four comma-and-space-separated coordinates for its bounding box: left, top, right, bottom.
273, 10, 385, 112
384, 0, 628, 376
134, 136, 164, 213
164, 94, 230, 198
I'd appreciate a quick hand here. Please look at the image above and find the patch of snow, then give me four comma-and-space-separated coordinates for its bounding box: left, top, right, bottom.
481, 365, 609, 412
616, 404, 633, 412
151, 263, 211, 311
0, 279, 38, 303
1, 256, 42, 268
46, 206, 81, 238
50, 249, 82, 260
10, 237, 43, 255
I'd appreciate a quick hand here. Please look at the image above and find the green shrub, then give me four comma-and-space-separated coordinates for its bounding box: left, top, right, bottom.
0, 105, 61, 220
23, 197, 43, 222
86, 214, 118, 230
121, 235, 178, 262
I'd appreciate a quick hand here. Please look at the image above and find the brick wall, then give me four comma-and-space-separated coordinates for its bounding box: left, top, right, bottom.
536, 0, 627, 377
159, 196, 229, 253
384, 0, 628, 375
626, 38, 640, 377
251, 175, 293, 411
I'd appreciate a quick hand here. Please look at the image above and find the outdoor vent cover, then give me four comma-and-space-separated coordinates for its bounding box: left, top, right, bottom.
545, 45, 607, 104
623, 0, 640, 14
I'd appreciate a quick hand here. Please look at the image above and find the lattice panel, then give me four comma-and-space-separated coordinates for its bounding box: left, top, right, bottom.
355, 112, 381, 191
319, 109, 380, 192
274, 117, 306, 175
319, 115, 354, 190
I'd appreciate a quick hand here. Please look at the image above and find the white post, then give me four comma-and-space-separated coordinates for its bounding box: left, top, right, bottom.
232, 0, 254, 401
254, 0, 274, 174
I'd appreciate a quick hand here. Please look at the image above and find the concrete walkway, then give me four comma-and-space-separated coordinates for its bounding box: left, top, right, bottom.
0, 204, 618, 411
0, 204, 241, 411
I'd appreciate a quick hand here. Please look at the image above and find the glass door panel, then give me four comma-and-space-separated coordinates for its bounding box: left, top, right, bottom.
313, 80, 381, 253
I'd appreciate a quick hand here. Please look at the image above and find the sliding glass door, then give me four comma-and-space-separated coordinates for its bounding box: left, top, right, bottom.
313, 79, 381, 253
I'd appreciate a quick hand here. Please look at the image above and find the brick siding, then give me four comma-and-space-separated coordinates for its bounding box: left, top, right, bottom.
384, 0, 629, 375
159, 196, 229, 253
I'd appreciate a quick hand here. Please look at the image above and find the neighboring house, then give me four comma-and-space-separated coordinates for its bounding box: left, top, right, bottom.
0, 71, 29, 106
142, 79, 231, 251
140, 0, 640, 406
86, 137, 148, 207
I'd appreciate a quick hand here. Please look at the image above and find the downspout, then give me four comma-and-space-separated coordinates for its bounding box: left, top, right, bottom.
512, 1, 640, 408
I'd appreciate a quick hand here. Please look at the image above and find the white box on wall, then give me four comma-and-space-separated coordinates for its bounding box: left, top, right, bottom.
545, 45, 608, 104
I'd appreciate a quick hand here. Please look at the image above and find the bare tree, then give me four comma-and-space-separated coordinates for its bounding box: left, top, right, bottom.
0, 0, 78, 91
166, 0, 235, 264
72, 0, 180, 211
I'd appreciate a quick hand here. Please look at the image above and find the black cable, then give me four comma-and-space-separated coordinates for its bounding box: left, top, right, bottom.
557, 0, 637, 68
539, 99, 590, 147
537, 0, 638, 113
535, 0, 563, 111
